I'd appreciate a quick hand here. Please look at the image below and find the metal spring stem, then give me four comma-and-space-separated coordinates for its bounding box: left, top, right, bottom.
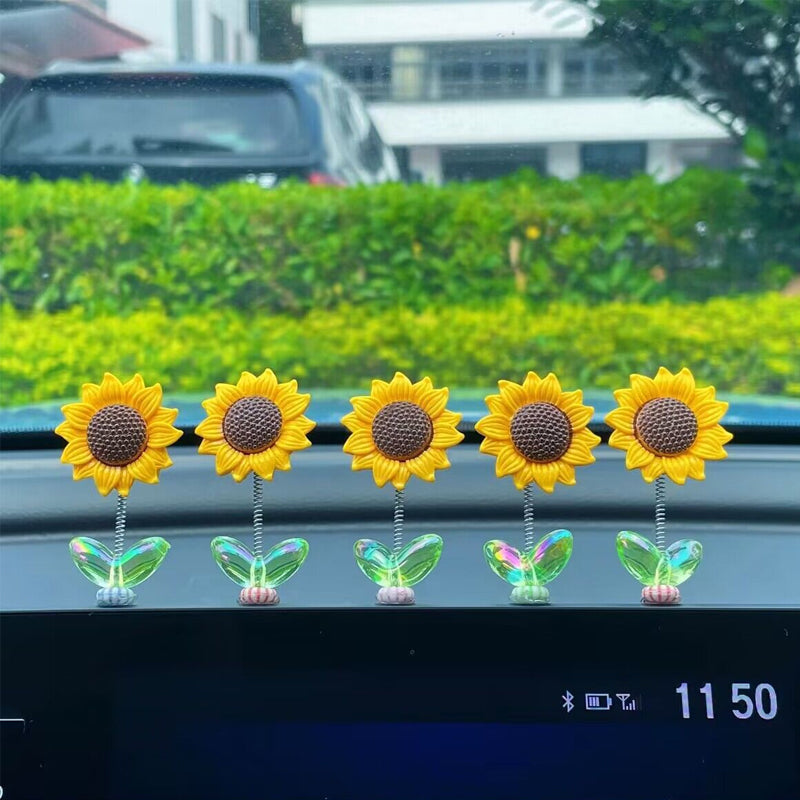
523, 484, 535, 552
113, 492, 127, 559
253, 473, 264, 559
393, 489, 405, 555
654, 474, 667, 552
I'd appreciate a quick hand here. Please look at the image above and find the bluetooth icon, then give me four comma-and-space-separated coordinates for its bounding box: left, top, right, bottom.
562, 690, 575, 713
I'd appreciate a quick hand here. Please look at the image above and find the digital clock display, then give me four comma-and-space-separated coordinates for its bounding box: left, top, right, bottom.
1, 608, 798, 800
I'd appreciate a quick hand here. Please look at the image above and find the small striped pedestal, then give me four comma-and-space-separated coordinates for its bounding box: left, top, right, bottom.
238, 587, 279, 606
96, 587, 136, 607
642, 585, 681, 605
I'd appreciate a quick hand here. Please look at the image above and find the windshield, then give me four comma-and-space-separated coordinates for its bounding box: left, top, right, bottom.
2, 77, 309, 158
0, 0, 798, 432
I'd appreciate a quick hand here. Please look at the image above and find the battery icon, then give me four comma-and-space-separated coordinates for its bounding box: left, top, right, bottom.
585, 693, 613, 710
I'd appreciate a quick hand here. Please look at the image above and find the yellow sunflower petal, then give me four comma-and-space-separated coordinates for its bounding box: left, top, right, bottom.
341, 411, 364, 432
566, 404, 593, 430
352, 453, 376, 470
274, 379, 300, 404
231, 459, 253, 482
128, 455, 159, 484
387, 371, 413, 401
391, 464, 412, 490
55, 421, 83, 440
73, 461, 97, 480
438, 410, 462, 427
61, 402, 94, 428
418, 386, 449, 418
198, 438, 220, 455
641, 458, 665, 483
557, 462, 576, 485
496, 446, 526, 478
271, 448, 292, 471
215, 382, 243, 407
669, 367, 696, 403
98, 372, 125, 404
430, 449, 450, 469
276, 426, 311, 452
254, 369, 279, 396
690, 431, 730, 460
562, 441, 597, 467
278, 392, 311, 421
407, 450, 437, 482
608, 430, 635, 452
475, 414, 510, 440
486, 394, 513, 416
62, 440, 93, 465
431, 423, 464, 448
530, 462, 559, 493
116, 468, 135, 497
132, 385, 163, 421
479, 437, 504, 456
343, 430, 375, 455
80, 381, 103, 408
252, 450, 277, 481
534, 372, 562, 404
352, 395, 382, 422
195, 416, 223, 439
630, 374, 659, 406
687, 455, 706, 481
498, 379, 526, 408
148, 424, 182, 447
664, 455, 691, 484
559, 389, 584, 409
237, 371, 259, 393
625, 441, 653, 470
215, 446, 243, 475
694, 400, 729, 428
370, 379, 393, 404
605, 406, 634, 433
521, 372, 543, 400
94, 464, 119, 496
122, 374, 145, 396
373, 455, 399, 487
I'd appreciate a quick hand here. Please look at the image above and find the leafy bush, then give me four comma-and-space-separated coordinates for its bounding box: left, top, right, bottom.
0, 170, 787, 317
2, 293, 798, 407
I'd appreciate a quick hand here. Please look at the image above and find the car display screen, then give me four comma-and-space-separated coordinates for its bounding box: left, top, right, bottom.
1, 608, 798, 799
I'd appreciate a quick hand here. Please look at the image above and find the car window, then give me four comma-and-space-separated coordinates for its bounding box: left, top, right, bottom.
0, 0, 798, 430
3, 77, 308, 158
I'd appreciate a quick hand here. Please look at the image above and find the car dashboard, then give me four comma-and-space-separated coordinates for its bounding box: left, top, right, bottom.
1, 440, 799, 798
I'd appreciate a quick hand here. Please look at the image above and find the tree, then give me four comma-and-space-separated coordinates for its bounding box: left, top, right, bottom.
573, 0, 800, 265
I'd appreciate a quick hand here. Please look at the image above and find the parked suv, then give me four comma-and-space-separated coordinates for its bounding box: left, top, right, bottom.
0, 60, 400, 186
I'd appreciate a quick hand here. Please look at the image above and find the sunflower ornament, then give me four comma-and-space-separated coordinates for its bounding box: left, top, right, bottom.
56, 373, 182, 607
342, 372, 463, 605
476, 372, 600, 604
606, 367, 732, 605
196, 369, 315, 606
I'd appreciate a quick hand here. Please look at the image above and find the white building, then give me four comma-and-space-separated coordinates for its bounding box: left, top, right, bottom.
103, 0, 259, 64
301, 0, 734, 183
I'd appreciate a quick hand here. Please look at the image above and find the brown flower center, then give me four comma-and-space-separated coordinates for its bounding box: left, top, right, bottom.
223, 396, 283, 454
634, 397, 698, 455
372, 401, 433, 461
510, 402, 572, 463
86, 404, 148, 466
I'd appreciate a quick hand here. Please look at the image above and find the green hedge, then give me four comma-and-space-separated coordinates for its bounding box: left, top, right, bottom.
2, 293, 798, 407
0, 171, 789, 317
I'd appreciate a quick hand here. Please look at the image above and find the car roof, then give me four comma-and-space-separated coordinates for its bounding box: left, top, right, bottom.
38, 59, 329, 87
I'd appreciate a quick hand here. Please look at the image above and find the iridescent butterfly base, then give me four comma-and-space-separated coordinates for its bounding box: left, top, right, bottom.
617, 531, 703, 605
484, 529, 573, 605
69, 536, 170, 608
211, 536, 309, 606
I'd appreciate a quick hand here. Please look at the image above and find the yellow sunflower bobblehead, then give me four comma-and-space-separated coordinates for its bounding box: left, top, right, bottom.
196, 369, 315, 605
57, 373, 182, 607
606, 367, 732, 604
476, 372, 600, 604
343, 372, 463, 605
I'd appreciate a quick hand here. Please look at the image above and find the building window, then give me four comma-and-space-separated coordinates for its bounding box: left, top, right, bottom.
581, 142, 647, 177
321, 48, 392, 101
563, 45, 639, 96
211, 13, 226, 61
441, 145, 547, 182
247, 0, 260, 35
176, 0, 194, 62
